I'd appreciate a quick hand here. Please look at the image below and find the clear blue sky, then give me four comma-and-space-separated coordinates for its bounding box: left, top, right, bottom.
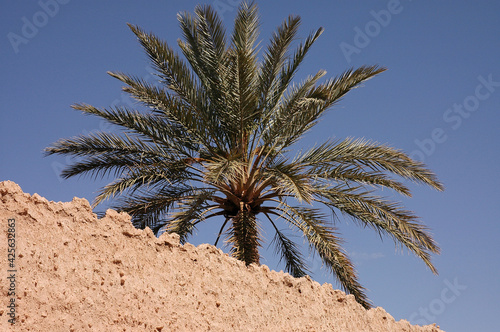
1, 1, 499, 331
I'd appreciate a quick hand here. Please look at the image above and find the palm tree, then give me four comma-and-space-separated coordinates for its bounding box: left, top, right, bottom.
45, 1, 443, 308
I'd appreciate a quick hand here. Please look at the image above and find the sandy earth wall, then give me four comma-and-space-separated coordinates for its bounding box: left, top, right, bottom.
0, 181, 443, 331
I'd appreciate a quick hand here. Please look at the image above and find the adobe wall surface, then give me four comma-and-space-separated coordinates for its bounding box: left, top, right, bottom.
0, 181, 443, 331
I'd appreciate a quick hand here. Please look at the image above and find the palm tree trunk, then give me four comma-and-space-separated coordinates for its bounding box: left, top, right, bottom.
230, 208, 260, 265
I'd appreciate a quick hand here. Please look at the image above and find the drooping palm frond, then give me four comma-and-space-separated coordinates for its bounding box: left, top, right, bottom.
73, 103, 199, 155
266, 212, 309, 278
273, 203, 371, 308
45, 132, 165, 176
115, 184, 202, 233
45, 1, 443, 309
167, 189, 216, 243
315, 185, 439, 272
312, 164, 412, 197
93, 160, 197, 207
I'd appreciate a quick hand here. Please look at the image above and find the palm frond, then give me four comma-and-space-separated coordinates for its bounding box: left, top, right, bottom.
93, 160, 197, 206
72, 102, 198, 156
264, 159, 313, 203
167, 190, 214, 243
257, 14, 301, 113
177, 5, 226, 91
311, 65, 387, 109
260, 70, 327, 149
204, 157, 245, 186
104, 73, 220, 152
274, 204, 371, 308
299, 138, 444, 190
115, 185, 200, 231
230, 0, 260, 150
316, 185, 439, 273
307, 163, 412, 196
127, 24, 201, 108
179, 5, 238, 150
127, 24, 231, 154
265, 26, 324, 114
274, 66, 387, 151
265, 212, 309, 278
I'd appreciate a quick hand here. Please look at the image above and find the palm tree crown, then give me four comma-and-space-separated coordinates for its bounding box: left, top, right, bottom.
45, 1, 443, 308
